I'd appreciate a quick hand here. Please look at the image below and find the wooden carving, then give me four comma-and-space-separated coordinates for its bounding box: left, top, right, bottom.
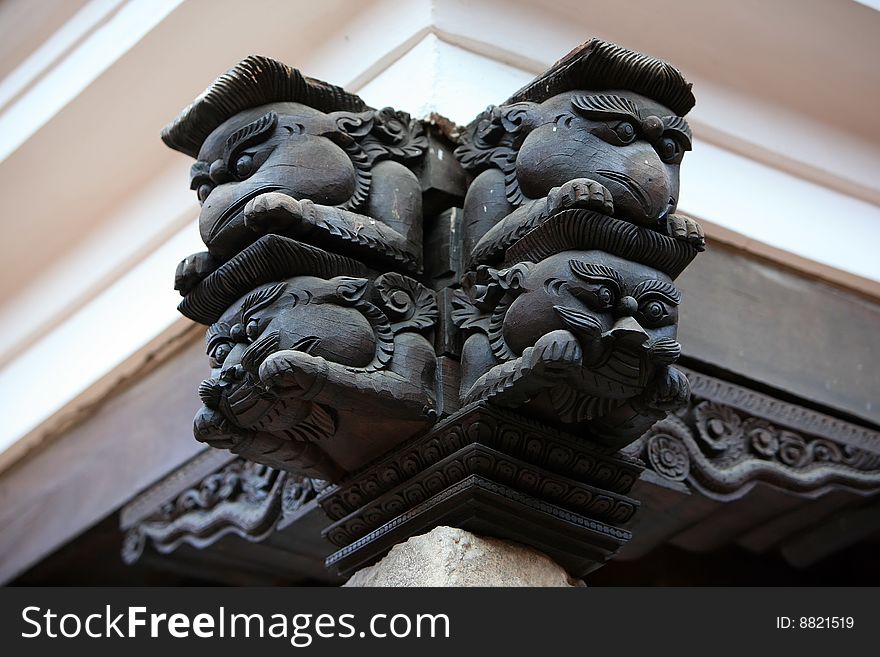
165, 40, 707, 574
164, 57, 438, 479
122, 458, 325, 564
164, 55, 428, 295
193, 255, 438, 479
454, 39, 704, 264
636, 367, 880, 498
452, 39, 703, 449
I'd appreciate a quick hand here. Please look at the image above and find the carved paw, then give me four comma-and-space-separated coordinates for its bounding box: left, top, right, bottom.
174, 251, 217, 295
193, 406, 236, 448
646, 366, 690, 411
546, 178, 614, 216
667, 214, 705, 250
526, 329, 584, 377
244, 192, 306, 233
259, 349, 328, 397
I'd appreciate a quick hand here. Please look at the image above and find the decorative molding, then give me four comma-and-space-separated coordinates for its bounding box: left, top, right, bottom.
317, 403, 642, 578
120, 447, 236, 530
323, 443, 639, 548
679, 367, 880, 453
122, 457, 325, 564
317, 402, 642, 521
638, 370, 880, 500
324, 474, 631, 578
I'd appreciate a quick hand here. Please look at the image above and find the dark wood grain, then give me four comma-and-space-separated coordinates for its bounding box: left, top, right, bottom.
677, 242, 880, 426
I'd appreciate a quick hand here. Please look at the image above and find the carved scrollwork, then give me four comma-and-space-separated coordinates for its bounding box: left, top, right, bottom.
453, 103, 536, 206
453, 106, 513, 171
374, 273, 438, 333
450, 273, 495, 333
639, 392, 880, 499
692, 400, 880, 472
122, 459, 324, 564
452, 263, 535, 363
327, 107, 428, 211
172, 459, 276, 513
693, 401, 748, 457
282, 474, 328, 521
363, 107, 428, 162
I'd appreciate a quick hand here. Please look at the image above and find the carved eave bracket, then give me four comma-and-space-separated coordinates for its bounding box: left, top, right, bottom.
158, 40, 721, 579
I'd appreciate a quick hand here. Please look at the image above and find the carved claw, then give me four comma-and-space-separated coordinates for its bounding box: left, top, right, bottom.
258, 349, 328, 398
244, 191, 306, 233
525, 329, 584, 377
645, 366, 690, 411
193, 406, 237, 449
546, 178, 614, 216
667, 213, 705, 250
174, 251, 218, 295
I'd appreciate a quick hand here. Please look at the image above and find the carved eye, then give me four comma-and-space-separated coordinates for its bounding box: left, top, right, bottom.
639, 300, 670, 326
596, 286, 615, 307
614, 121, 637, 144
590, 121, 639, 147
245, 318, 261, 342
657, 136, 683, 164
573, 284, 617, 310
197, 183, 213, 203
210, 342, 231, 368
235, 154, 255, 178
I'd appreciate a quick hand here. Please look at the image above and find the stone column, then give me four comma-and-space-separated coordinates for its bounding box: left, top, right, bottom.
344, 526, 583, 587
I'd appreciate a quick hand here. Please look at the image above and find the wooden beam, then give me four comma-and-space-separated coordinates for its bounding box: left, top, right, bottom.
677, 242, 880, 426
780, 498, 880, 568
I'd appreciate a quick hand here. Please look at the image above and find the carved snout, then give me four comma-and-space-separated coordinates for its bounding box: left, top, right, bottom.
602, 316, 650, 350
596, 150, 674, 226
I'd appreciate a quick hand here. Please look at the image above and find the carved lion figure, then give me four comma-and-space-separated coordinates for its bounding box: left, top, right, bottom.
163, 56, 428, 295
454, 38, 705, 267
194, 268, 438, 479
453, 209, 697, 448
